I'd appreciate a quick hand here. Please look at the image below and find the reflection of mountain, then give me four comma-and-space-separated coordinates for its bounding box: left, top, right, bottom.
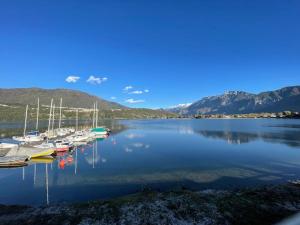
102, 120, 128, 135
35, 167, 261, 186
199, 130, 257, 144
196, 130, 300, 147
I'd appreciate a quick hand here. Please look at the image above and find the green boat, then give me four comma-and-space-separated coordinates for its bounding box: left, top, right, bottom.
91, 127, 109, 135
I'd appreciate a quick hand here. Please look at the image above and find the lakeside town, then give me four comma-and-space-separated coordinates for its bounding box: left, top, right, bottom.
193, 111, 300, 119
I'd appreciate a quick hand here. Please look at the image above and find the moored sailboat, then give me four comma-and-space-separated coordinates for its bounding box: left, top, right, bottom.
90, 102, 110, 137
12, 102, 44, 143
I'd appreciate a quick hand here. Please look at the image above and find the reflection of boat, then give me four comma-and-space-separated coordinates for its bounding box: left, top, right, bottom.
56, 151, 68, 157
0, 156, 28, 167
30, 156, 54, 164
0, 162, 28, 168
96, 137, 106, 141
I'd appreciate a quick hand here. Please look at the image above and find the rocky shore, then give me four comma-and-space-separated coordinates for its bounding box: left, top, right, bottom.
1, 183, 300, 225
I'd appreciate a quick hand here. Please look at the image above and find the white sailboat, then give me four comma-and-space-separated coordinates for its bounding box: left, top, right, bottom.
13, 104, 43, 143
66, 109, 91, 143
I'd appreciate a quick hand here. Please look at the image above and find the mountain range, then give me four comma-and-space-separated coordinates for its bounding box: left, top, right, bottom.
1, 86, 300, 119
167, 86, 300, 115
0, 88, 176, 121
0, 88, 124, 109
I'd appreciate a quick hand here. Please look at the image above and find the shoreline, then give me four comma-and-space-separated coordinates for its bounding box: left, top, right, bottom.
1, 183, 300, 225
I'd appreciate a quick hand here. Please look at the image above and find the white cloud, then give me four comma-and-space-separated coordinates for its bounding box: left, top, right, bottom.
130, 90, 143, 94
125, 98, 145, 104
125, 147, 133, 153
86, 76, 108, 84
144, 89, 150, 93
125, 133, 144, 139
123, 86, 133, 92
132, 143, 144, 148
66, 76, 80, 83
110, 96, 117, 100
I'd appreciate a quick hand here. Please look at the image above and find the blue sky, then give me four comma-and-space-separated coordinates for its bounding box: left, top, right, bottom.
0, 0, 300, 108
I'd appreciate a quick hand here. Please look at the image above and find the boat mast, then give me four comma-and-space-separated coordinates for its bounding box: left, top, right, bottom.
23, 104, 28, 137
36, 98, 39, 131
76, 109, 79, 131
47, 99, 53, 142
95, 101, 98, 128
59, 98, 62, 129
51, 104, 55, 136
92, 103, 95, 128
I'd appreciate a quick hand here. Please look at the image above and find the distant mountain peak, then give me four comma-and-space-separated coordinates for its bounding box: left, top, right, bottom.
179, 86, 300, 115
168, 103, 192, 109
165, 103, 192, 114
224, 90, 251, 95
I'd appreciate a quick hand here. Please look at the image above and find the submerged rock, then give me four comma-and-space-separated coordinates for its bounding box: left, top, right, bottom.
1, 183, 300, 225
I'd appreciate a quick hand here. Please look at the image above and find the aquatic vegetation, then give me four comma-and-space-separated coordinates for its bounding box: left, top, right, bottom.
1, 183, 300, 225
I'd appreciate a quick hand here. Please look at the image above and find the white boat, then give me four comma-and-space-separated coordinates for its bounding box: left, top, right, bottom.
13, 105, 44, 143
0, 142, 18, 157
56, 128, 68, 136
67, 134, 90, 142
91, 127, 109, 135
54, 139, 73, 152
0, 143, 18, 149
34, 142, 55, 149
72, 141, 88, 147
68, 128, 75, 133
12, 131, 43, 143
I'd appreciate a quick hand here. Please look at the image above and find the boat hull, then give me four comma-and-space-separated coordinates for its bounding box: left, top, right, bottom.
30, 149, 55, 158
55, 147, 69, 152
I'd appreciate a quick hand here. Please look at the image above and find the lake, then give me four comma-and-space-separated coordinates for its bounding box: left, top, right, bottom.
1, 119, 300, 206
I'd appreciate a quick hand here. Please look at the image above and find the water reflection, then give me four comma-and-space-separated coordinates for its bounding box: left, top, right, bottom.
124, 142, 150, 153
85, 142, 101, 166
1, 119, 300, 206
125, 133, 144, 139
198, 130, 257, 144
1, 139, 107, 205
196, 130, 300, 147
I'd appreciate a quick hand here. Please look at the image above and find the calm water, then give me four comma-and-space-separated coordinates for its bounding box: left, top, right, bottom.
1, 119, 300, 206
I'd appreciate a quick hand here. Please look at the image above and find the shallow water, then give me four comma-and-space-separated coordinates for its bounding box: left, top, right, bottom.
1, 119, 300, 206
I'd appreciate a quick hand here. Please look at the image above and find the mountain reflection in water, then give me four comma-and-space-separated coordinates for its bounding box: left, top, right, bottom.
197, 130, 300, 147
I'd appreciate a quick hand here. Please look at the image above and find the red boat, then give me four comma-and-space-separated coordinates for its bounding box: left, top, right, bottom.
54, 140, 72, 152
